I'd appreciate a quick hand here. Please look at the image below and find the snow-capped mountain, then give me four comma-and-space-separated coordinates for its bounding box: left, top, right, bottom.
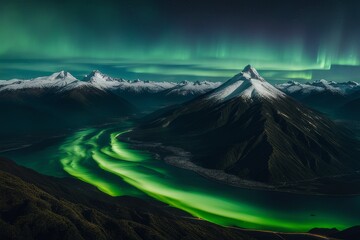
0, 71, 79, 91
0, 71, 136, 137
0, 70, 221, 97
128, 65, 360, 184
83, 71, 221, 95
0, 70, 222, 112
0, 70, 223, 136
206, 65, 285, 101
276, 79, 360, 96
276, 79, 360, 120
162, 80, 222, 97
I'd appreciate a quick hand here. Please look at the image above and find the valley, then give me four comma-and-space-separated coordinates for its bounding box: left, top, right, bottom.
3, 122, 360, 233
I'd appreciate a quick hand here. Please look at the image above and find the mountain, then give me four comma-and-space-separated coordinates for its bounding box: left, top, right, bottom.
0, 70, 221, 97
81, 70, 177, 93
81, 70, 221, 111
276, 79, 359, 96
0, 71, 78, 91
276, 80, 360, 120
0, 70, 222, 149
0, 71, 135, 139
0, 70, 221, 112
127, 65, 360, 184
163, 80, 222, 97
1, 157, 356, 240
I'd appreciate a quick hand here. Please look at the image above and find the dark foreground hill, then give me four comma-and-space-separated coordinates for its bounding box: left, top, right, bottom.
1, 158, 357, 240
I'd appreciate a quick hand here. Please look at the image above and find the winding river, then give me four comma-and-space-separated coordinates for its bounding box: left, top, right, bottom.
3, 123, 360, 232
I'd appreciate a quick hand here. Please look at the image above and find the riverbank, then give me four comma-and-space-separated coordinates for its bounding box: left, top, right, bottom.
120, 134, 360, 196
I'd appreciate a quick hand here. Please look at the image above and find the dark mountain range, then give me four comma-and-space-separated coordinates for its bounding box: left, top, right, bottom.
0, 71, 135, 138
0, 71, 221, 113
127, 65, 360, 184
276, 80, 360, 120
0, 71, 222, 143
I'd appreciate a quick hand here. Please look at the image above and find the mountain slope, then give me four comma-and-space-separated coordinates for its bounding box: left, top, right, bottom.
128, 65, 360, 184
0, 71, 135, 138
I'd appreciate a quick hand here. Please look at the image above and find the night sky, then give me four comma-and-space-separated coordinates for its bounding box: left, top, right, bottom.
1, 0, 360, 82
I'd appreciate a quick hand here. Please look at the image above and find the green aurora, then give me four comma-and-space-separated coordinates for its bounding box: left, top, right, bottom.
1, 0, 360, 82
5, 125, 360, 232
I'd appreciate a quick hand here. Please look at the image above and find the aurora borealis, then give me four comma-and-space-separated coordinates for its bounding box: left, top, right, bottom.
2, 1, 360, 236
1, 0, 360, 82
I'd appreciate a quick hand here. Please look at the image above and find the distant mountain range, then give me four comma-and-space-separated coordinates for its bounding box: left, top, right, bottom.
0, 71, 221, 138
277, 79, 360, 95
0, 72, 133, 139
0, 70, 221, 111
126, 65, 360, 185
2, 70, 359, 119
0, 70, 221, 94
1, 69, 359, 144
276, 80, 360, 120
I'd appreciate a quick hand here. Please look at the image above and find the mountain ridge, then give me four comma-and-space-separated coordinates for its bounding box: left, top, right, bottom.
0, 70, 222, 95
276, 79, 360, 120
126, 66, 360, 184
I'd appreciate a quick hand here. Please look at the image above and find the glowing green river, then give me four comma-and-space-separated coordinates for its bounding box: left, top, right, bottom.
4, 124, 360, 232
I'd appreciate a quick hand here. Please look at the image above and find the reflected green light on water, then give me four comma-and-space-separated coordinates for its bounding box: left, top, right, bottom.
106, 131, 149, 162
53, 126, 360, 232
59, 129, 143, 197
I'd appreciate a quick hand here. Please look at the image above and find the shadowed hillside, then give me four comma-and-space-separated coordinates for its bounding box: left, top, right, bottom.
2, 158, 356, 240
